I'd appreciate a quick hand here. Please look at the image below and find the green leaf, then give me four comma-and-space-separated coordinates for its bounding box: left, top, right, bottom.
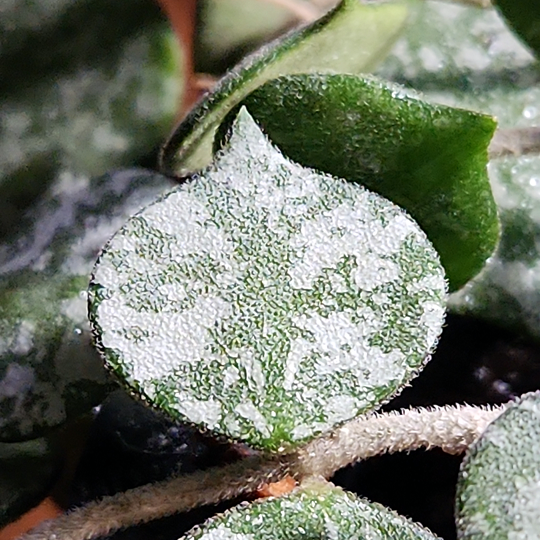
180, 480, 441, 540
494, 0, 540, 58
89, 109, 446, 451
456, 391, 540, 539
160, 0, 411, 176
229, 73, 498, 291
368, 0, 540, 338
0, 169, 175, 442
0, 437, 61, 528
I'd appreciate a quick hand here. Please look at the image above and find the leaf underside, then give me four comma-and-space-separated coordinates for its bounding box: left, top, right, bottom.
89, 110, 446, 451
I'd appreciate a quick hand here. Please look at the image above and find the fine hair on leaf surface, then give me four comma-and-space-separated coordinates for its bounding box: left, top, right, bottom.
89, 108, 447, 452
11, 0, 540, 539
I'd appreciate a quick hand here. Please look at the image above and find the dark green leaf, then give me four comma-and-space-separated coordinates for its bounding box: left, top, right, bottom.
450, 154, 540, 339
231, 74, 497, 290
160, 0, 411, 176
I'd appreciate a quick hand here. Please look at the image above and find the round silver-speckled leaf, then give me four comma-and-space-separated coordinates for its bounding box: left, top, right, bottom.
89, 108, 447, 451
456, 391, 540, 539
179, 481, 441, 540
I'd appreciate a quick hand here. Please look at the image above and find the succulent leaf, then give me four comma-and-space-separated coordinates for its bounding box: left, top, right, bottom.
180, 481, 441, 540
456, 391, 540, 539
89, 109, 446, 451
160, 0, 411, 176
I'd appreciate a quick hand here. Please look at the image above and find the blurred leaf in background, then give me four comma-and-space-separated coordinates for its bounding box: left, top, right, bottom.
195, 0, 303, 75
0, 0, 182, 236
0, 2, 184, 527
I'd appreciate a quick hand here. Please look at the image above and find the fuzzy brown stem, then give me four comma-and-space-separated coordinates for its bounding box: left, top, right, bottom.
20, 456, 290, 540
293, 404, 506, 479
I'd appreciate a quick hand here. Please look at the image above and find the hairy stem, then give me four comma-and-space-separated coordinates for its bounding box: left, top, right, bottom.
20, 404, 506, 540
489, 127, 540, 159
19, 456, 290, 540
294, 403, 506, 479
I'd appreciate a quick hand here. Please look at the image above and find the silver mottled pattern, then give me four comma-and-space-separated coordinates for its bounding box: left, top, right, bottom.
457, 391, 540, 539
89, 109, 446, 450
180, 481, 440, 539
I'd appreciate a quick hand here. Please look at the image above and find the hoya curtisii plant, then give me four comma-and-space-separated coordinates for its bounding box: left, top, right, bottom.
24, 106, 507, 540
14, 0, 540, 539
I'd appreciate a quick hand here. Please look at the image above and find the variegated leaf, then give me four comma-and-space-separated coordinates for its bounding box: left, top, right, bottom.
180, 481, 441, 540
89, 109, 446, 451
457, 391, 540, 539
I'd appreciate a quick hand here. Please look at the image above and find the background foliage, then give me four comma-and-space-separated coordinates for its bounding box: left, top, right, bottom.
3, 1, 540, 539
